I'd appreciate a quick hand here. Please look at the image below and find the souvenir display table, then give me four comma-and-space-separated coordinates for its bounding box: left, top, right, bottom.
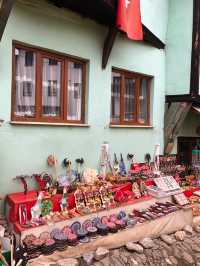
18, 195, 154, 239
4, 150, 200, 265
28, 207, 193, 262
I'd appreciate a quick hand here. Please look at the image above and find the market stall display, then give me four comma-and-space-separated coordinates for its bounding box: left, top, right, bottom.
4, 143, 200, 264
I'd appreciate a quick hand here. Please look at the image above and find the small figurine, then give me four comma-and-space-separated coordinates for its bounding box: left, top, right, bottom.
100, 185, 110, 208
60, 157, 76, 186
132, 182, 141, 199
99, 142, 113, 179
138, 179, 148, 196
113, 153, 120, 175
119, 154, 126, 176
60, 186, 68, 213
41, 200, 53, 217
31, 192, 44, 223
75, 158, 84, 182
153, 144, 160, 174
145, 153, 151, 167
127, 153, 135, 170
47, 154, 58, 181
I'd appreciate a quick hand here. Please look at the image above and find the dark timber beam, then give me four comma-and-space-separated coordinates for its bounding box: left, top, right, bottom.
190, 0, 200, 96
142, 25, 165, 49
166, 94, 200, 104
0, 0, 15, 41
102, 27, 118, 69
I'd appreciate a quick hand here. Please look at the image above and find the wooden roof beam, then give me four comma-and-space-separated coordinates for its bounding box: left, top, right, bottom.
0, 0, 15, 41
102, 27, 118, 69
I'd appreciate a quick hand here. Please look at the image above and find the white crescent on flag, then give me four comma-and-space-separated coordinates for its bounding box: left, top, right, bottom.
125, 0, 130, 8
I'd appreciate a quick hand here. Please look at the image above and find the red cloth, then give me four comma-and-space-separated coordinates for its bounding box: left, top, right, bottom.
116, 0, 143, 40
7, 191, 75, 223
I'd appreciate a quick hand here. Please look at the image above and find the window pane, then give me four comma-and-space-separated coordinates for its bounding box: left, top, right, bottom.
67, 62, 83, 121
124, 78, 135, 121
15, 48, 36, 117
111, 72, 121, 122
139, 79, 148, 124
42, 58, 61, 117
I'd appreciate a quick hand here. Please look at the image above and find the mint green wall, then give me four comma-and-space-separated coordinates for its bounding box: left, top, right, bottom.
165, 0, 193, 95
0, 0, 168, 200
141, 0, 168, 42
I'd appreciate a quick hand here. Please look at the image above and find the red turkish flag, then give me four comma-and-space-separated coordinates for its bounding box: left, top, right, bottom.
116, 0, 143, 41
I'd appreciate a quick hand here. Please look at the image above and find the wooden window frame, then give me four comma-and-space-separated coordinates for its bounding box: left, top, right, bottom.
110, 68, 152, 126
11, 41, 87, 124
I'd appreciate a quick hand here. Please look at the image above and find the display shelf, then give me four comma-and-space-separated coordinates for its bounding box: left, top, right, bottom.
14, 195, 153, 238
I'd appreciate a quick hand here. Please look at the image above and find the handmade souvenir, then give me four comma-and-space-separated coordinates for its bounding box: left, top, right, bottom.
84, 186, 95, 212
71, 221, 81, 234
75, 158, 84, 182
60, 186, 68, 213
34, 173, 53, 191
93, 188, 102, 211
87, 226, 97, 238
92, 217, 101, 227
31, 192, 44, 224
132, 182, 141, 199
77, 228, 88, 239
96, 223, 109, 235
154, 176, 180, 192
99, 142, 113, 179
127, 153, 134, 170
117, 210, 126, 220
138, 180, 148, 196
47, 154, 58, 181
41, 200, 52, 217
107, 222, 118, 233
153, 144, 160, 174
82, 219, 93, 231
113, 153, 120, 175
173, 193, 189, 206
145, 153, 151, 167
67, 233, 78, 246
107, 187, 115, 206
50, 228, 61, 239
19, 204, 28, 226
60, 158, 76, 187
126, 219, 137, 228
83, 168, 98, 184
74, 187, 86, 212
13, 175, 31, 195
119, 154, 126, 176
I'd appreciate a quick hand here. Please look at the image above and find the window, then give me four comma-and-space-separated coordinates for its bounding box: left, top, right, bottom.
12, 43, 86, 124
111, 69, 151, 126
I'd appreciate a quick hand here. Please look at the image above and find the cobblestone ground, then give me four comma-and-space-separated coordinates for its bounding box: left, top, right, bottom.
89, 233, 200, 266
29, 226, 200, 266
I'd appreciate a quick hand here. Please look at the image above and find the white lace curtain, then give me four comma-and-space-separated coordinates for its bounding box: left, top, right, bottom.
42, 58, 61, 117
67, 62, 82, 121
15, 49, 36, 117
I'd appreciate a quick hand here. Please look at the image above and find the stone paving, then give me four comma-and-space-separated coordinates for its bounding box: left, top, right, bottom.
29, 224, 200, 266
